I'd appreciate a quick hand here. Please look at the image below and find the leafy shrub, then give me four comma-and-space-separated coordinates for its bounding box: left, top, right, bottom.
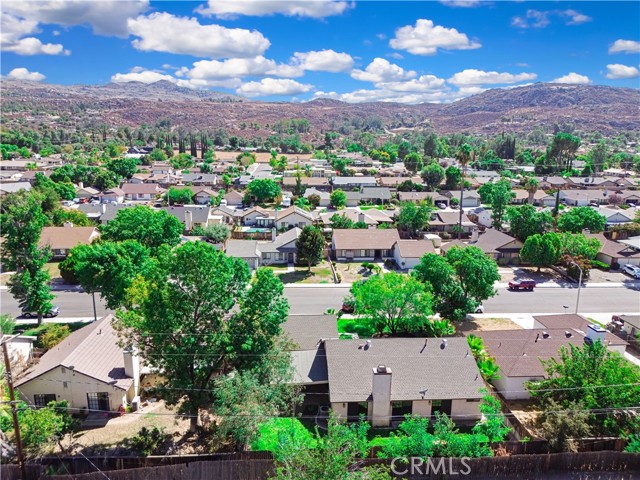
337, 318, 377, 338
39, 324, 71, 350
127, 426, 170, 456
250, 418, 316, 460
625, 434, 640, 453
0, 314, 16, 335
590, 260, 610, 271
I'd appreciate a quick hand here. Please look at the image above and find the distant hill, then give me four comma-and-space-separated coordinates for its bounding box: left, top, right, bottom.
1, 80, 638, 137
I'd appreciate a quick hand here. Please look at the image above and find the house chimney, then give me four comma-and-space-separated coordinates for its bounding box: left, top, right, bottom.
471, 228, 479, 243
272, 227, 277, 242
371, 365, 392, 427
78, 181, 84, 189
184, 209, 193, 231
101, 203, 107, 214
358, 212, 366, 224
123, 347, 140, 395
585, 324, 607, 345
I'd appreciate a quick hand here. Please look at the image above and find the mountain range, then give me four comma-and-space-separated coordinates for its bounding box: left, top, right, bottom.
2, 80, 638, 137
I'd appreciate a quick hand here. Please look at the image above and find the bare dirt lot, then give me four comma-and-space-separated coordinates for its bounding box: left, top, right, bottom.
458, 317, 523, 333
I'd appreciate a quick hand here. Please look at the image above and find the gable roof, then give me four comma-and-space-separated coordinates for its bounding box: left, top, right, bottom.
332, 228, 400, 250
473, 229, 522, 253
38, 226, 98, 250
258, 227, 302, 254
120, 183, 165, 195
361, 187, 391, 200
282, 315, 339, 351
325, 337, 483, 403
431, 211, 474, 226
277, 206, 314, 222
225, 239, 259, 259
16, 315, 133, 391
394, 240, 436, 259
586, 233, 640, 260
164, 205, 211, 224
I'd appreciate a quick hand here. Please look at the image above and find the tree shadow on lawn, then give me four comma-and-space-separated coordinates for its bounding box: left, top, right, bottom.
277, 271, 313, 284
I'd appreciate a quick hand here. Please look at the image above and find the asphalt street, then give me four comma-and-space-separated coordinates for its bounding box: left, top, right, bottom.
1, 285, 638, 319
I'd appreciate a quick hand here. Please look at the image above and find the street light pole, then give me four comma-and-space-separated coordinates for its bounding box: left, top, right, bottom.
570, 261, 583, 314
2, 337, 27, 480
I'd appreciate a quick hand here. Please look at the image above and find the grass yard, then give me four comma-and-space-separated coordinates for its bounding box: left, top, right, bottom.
45, 262, 62, 280
267, 262, 334, 284
337, 317, 376, 338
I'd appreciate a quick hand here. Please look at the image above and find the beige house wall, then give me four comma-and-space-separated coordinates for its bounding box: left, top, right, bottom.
411, 400, 432, 417
331, 402, 348, 419
451, 399, 481, 420
18, 366, 132, 412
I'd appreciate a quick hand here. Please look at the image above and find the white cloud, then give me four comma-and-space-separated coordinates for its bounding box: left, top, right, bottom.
182, 56, 303, 82
551, 72, 591, 84
390, 19, 481, 56
605, 64, 640, 80
387, 52, 404, 60
2, 1, 149, 37
377, 75, 446, 93
351, 58, 416, 83
6, 67, 45, 81
609, 39, 640, 54
127, 12, 270, 59
512, 9, 591, 29
439, 0, 482, 7
291, 50, 354, 72
448, 69, 537, 86
111, 70, 176, 84
3, 37, 69, 56
237, 78, 313, 97
196, 0, 352, 19
314, 88, 452, 104
0, 13, 69, 55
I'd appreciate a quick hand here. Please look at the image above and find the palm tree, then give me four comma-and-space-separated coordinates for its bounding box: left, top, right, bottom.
524, 177, 539, 205
455, 143, 473, 239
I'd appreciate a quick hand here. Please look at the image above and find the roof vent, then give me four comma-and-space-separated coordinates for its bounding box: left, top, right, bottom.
565, 330, 572, 338
377, 365, 387, 373
542, 331, 550, 339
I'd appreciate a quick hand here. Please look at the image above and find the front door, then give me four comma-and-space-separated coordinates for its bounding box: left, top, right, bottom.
87, 392, 110, 412
288, 252, 294, 263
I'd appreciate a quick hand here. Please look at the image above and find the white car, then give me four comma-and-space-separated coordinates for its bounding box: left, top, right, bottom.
474, 304, 484, 314
622, 264, 640, 279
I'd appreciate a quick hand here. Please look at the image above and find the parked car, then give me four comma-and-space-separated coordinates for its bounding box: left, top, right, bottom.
21, 305, 60, 318
437, 203, 447, 209
508, 279, 536, 291
622, 264, 640, 279
341, 297, 355, 313
474, 304, 484, 313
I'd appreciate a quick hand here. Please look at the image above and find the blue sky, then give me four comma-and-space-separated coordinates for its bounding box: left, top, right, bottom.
2, 1, 639, 103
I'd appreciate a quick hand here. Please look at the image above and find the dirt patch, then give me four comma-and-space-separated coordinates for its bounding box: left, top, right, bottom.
334, 262, 371, 283
499, 267, 566, 284
458, 317, 523, 333
214, 151, 313, 164
505, 399, 541, 438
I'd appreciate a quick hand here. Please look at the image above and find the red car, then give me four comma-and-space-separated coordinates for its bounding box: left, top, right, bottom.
508, 279, 536, 291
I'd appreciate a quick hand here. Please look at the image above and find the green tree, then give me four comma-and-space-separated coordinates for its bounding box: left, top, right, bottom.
272, 415, 371, 480
0, 314, 16, 335
527, 341, 640, 436
296, 226, 325, 271
196, 223, 231, 243
246, 178, 281, 203
40, 324, 71, 350
166, 187, 193, 205
149, 148, 167, 162
537, 400, 592, 453
330, 189, 347, 209
472, 391, 511, 443
420, 163, 445, 191
506, 205, 553, 242
455, 143, 474, 238
557, 207, 606, 233
19, 400, 77, 452
349, 273, 440, 336
116, 244, 290, 432
478, 179, 512, 229
329, 213, 354, 229
403, 152, 423, 173
547, 133, 580, 216
105, 157, 138, 179
558, 233, 601, 260
520, 233, 562, 272
414, 247, 499, 321
100, 206, 183, 250
523, 177, 539, 204
444, 166, 461, 190
61, 240, 156, 309
396, 202, 432, 238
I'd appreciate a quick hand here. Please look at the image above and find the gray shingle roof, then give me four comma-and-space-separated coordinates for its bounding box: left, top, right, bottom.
282, 315, 339, 351
325, 338, 483, 403
164, 205, 211, 224
15, 315, 133, 391
225, 239, 259, 258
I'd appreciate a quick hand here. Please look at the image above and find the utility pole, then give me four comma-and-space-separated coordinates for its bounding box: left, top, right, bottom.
2, 338, 27, 480
92, 291, 98, 322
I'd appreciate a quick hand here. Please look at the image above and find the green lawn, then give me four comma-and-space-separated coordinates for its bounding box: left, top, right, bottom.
268, 263, 334, 284
337, 318, 376, 338
45, 262, 62, 279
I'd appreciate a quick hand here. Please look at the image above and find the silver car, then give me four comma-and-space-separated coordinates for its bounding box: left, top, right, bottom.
622, 264, 640, 279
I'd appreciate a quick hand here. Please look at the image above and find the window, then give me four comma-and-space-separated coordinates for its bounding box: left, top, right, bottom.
432, 400, 442, 407
61, 367, 66, 374
360, 250, 367, 257
34, 394, 56, 407
63, 382, 68, 389
466, 398, 481, 402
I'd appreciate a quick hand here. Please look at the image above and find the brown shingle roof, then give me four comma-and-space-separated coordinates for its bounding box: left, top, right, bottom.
332, 228, 400, 250
325, 338, 483, 403
394, 240, 436, 259
473, 229, 522, 254
16, 315, 134, 391
120, 183, 165, 194
38, 226, 99, 250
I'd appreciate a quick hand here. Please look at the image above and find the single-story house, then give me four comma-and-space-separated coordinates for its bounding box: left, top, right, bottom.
38, 225, 100, 259
276, 206, 315, 230
325, 338, 483, 426
258, 227, 302, 265
223, 190, 244, 207
303, 188, 331, 207
428, 212, 475, 233
16, 314, 140, 411
282, 176, 331, 190
443, 190, 481, 208
398, 191, 449, 206
320, 209, 378, 227
472, 229, 523, 263
77, 203, 132, 224
0, 182, 32, 195
360, 187, 392, 204
121, 183, 166, 201
472, 314, 627, 400
76, 186, 100, 199
99, 187, 125, 204
225, 240, 261, 270
332, 229, 400, 261
392, 239, 436, 270
164, 205, 218, 230
238, 206, 274, 227
182, 173, 217, 186
586, 233, 640, 267
210, 205, 236, 225
535, 176, 569, 190
596, 208, 636, 228
378, 176, 423, 189
559, 190, 608, 206
193, 188, 217, 205
332, 177, 378, 190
